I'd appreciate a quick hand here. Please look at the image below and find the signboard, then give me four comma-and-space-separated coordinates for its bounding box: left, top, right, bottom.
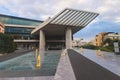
113, 42, 119, 54
114, 42, 119, 47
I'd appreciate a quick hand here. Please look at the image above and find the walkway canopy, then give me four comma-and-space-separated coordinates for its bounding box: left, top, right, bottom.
31, 8, 99, 36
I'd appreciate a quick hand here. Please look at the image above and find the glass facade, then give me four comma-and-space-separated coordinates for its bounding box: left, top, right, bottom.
5, 27, 40, 41
0, 14, 42, 49
0, 14, 42, 26
5, 27, 39, 40
46, 36, 65, 50
5, 27, 33, 34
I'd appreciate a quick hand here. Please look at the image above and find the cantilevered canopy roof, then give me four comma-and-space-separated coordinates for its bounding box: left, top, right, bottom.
31, 8, 99, 35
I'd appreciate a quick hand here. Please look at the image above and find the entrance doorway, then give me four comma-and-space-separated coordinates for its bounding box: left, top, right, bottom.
46, 42, 65, 50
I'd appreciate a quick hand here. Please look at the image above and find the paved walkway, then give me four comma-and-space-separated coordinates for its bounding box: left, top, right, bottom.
0, 49, 34, 62
0, 50, 62, 77
1, 49, 120, 80
0, 50, 75, 80
0, 76, 54, 80
54, 49, 76, 80
75, 48, 120, 76
68, 49, 120, 80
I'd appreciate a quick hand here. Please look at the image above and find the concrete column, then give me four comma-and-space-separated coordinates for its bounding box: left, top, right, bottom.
39, 30, 45, 58
66, 27, 72, 49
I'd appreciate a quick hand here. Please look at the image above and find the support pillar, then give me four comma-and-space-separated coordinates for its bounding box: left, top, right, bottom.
39, 30, 45, 59
66, 27, 72, 49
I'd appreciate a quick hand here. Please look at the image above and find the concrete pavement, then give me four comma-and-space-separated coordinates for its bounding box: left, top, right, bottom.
75, 48, 120, 76
68, 49, 120, 80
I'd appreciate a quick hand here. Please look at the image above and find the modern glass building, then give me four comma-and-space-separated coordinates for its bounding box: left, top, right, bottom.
0, 14, 43, 49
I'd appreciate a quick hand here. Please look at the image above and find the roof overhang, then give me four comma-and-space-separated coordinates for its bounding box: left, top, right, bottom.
31, 8, 99, 35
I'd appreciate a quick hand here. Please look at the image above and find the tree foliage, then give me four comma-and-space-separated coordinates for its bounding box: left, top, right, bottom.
103, 38, 120, 46
103, 38, 113, 46
82, 44, 99, 50
0, 33, 16, 54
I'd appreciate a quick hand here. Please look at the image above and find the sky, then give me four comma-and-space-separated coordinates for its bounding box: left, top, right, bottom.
0, 0, 120, 42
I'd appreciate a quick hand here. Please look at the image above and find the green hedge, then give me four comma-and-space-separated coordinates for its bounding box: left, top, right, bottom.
0, 33, 16, 54
81, 44, 114, 52
81, 44, 99, 50
100, 46, 114, 52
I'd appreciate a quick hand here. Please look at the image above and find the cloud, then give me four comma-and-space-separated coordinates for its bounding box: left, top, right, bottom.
74, 20, 120, 42
115, 17, 120, 23
96, 0, 120, 22
0, 0, 119, 21
0, 0, 120, 41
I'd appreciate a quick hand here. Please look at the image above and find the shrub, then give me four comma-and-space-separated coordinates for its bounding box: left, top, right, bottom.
100, 46, 114, 52
81, 44, 114, 52
103, 38, 113, 46
0, 33, 16, 54
82, 44, 99, 50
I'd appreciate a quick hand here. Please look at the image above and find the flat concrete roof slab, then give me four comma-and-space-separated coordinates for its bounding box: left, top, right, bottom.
31, 8, 99, 35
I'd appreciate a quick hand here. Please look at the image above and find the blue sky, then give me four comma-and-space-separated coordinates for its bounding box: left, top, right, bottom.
0, 0, 120, 42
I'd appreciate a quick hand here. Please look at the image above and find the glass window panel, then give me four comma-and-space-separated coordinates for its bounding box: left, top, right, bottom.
0, 16, 42, 26
5, 27, 33, 34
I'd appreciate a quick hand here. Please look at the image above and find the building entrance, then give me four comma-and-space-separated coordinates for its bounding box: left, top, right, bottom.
46, 42, 65, 50
45, 35, 65, 50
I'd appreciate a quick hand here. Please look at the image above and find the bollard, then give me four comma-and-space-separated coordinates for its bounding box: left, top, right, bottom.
80, 47, 83, 53
61, 49, 67, 56
97, 49, 102, 56
36, 54, 41, 68
35, 48, 38, 58
35, 48, 41, 69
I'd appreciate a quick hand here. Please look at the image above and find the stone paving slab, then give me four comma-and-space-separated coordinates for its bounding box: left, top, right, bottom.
0, 49, 34, 62
54, 49, 76, 80
68, 49, 120, 80
0, 49, 75, 80
0, 76, 54, 80
75, 48, 120, 76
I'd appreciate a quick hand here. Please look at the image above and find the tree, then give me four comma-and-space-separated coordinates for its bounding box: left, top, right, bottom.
103, 38, 113, 46
0, 33, 16, 54
74, 38, 83, 47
